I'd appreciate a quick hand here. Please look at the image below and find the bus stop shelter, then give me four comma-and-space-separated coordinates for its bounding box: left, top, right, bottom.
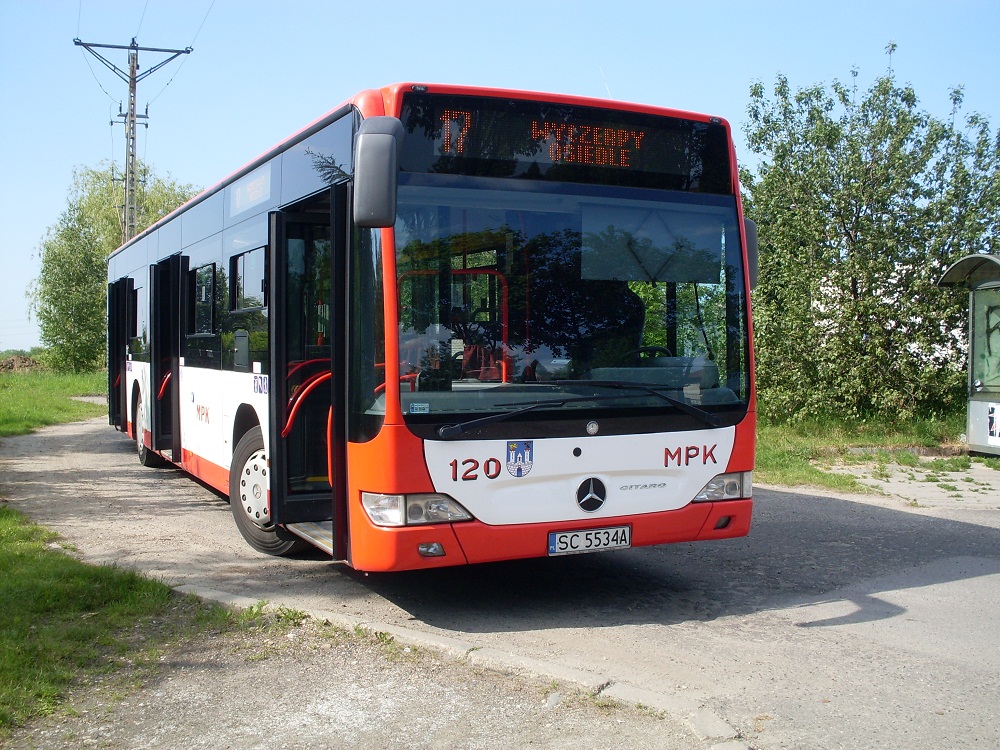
938, 253, 1000, 456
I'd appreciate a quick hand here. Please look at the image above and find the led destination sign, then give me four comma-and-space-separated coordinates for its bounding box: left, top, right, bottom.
529, 119, 645, 168
399, 93, 732, 193
441, 108, 647, 168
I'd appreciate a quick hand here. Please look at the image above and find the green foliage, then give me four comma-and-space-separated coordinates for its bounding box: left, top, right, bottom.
755, 411, 966, 489
973, 455, 1000, 471
29, 162, 198, 373
0, 370, 107, 437
743, 52, 1000, 423
0, 506, 175, 729
923, 455, 971, 472
228, 601, 310, 636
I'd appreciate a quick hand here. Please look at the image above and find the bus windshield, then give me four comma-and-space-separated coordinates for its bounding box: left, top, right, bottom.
392, 174, 750, 438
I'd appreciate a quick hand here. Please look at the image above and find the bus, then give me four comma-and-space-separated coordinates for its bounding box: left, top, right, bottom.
108, 83, 758, 572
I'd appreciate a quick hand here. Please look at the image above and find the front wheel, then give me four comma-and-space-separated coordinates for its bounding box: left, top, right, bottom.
229, 427, 310, 556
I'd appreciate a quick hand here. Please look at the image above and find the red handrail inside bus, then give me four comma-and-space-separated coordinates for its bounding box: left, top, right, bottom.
156, 371, 172, 401
374, 371, 418, 395
281, 370, 332, 438
287, 358, 329, 380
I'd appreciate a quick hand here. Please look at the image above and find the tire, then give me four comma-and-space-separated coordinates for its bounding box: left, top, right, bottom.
229, 427, 310, 556
135, 390, 164, 467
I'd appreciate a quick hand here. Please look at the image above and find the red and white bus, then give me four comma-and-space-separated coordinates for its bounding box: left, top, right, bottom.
108, 83, 758, 572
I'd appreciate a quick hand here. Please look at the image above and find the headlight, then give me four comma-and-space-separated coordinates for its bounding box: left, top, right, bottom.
406, 495, 473, 524
361, 493, 405, 526
361, 492, 473, 527
693, 471, 752, 502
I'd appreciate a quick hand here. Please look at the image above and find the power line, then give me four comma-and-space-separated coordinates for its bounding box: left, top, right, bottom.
79, 46, 118, 103
148, 0, 216, 106
191, 0, 216, 45
74, 38, 192, 244
135, 0, 150, 38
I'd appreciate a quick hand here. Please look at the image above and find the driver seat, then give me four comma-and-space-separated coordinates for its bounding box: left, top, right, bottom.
582, 283, 646, 370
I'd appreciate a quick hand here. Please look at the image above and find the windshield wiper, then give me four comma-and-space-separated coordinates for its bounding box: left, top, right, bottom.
436, 381, 720, 439
553, 380, 721, 428
437, 394, 608, 439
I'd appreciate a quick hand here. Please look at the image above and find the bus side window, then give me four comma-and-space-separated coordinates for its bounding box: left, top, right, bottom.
190, 264, 216, 335
182, 263, 223, 368
129, 285, 149, 358
231, 247, 267, 311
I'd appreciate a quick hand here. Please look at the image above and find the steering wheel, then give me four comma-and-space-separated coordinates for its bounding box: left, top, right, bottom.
620, 346, 673, 363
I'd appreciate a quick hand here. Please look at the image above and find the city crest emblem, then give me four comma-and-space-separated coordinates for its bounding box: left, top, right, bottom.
506, 440, 534, 477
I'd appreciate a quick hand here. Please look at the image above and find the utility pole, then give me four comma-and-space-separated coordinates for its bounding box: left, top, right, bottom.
74, 38, 191, 243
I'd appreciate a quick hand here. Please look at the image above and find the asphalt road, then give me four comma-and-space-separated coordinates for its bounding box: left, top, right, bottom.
2, 418, 999, 749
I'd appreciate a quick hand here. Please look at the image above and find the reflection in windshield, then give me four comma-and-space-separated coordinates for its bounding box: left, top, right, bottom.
393, 177, 749, 429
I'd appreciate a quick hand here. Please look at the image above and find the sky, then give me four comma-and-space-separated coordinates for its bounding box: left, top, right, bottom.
2, 0, 999, 351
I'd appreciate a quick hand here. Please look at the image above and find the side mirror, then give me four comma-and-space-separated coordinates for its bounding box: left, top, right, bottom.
353, 116, 404, 228
743, 217, 759, 290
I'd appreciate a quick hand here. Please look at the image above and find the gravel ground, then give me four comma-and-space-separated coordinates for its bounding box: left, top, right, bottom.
3, 612, 699, 750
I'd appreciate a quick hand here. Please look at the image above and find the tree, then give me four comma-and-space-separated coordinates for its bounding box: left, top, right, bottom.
30, 162, 197, 372
743, 51, 1000, 423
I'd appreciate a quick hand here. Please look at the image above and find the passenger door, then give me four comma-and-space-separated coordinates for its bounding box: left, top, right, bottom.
149, 254, 184, 460
267, 186, 349, 560
107, 277, 133, 430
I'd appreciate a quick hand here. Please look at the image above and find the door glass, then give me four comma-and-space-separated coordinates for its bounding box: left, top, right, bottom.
283, 222, 333, 492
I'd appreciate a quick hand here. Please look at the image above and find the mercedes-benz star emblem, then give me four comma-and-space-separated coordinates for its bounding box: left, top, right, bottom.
576, 478, 607, 512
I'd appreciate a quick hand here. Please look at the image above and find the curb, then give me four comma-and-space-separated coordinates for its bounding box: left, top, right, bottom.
175, 584, 750, 750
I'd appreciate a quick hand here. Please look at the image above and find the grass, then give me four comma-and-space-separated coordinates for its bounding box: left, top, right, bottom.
974, 456, 1000, 471
0, 505, 229, 732
0, 510, 326, 735
0, 370, 107, 437
0, 502, 329, 736
755, 412, 967, 491
0, 367, 424, 734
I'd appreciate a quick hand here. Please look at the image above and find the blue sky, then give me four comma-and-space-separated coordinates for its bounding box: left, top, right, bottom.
2, 0, 999, 350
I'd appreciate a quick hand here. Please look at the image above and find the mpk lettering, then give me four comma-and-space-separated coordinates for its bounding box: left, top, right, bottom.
664, 444, 719, 467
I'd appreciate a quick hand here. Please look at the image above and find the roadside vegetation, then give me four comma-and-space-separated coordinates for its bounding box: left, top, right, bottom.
0, 368, 107, 437
0, 505, 230, 734
0, 499, 323, 737
27, 163, 197, 373
743, 47, 999, 427
0, 496, 416, 739
755, 413, 970, 491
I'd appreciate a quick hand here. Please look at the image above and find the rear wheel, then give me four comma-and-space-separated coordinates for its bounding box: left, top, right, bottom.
135, 390, 163, 467
229, 427, 310, 556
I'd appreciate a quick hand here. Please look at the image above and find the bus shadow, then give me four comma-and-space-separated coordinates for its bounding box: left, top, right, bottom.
356, 488, 1000, 634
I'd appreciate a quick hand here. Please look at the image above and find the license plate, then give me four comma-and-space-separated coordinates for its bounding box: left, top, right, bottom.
547, 525, 631, 556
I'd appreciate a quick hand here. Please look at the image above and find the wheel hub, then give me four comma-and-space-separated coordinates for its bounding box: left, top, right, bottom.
238, 449, 271, 527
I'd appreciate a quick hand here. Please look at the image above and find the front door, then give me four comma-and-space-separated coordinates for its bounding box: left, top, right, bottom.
267, 187, 349, 559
